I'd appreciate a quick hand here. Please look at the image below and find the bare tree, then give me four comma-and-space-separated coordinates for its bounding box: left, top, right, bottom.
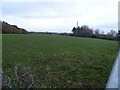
108, 30, 117, 37
80, 25, 93, 37
95, 29, 100, 35
101, 31, 104, 34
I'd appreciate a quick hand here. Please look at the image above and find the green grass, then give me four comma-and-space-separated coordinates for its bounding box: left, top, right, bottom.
2, 34, 118, 88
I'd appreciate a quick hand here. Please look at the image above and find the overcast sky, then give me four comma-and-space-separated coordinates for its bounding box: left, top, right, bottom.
1, 0, 119, 33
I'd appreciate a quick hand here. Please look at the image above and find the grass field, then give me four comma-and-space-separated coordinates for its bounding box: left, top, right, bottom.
2, 34, 118, 88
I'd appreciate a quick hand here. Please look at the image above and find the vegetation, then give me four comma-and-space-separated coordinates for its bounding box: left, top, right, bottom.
2, 34, 118, 88
72, 25, 118, 41
1, 21, 28, 34
72, 25, 93, 37
1, 21, 119, 41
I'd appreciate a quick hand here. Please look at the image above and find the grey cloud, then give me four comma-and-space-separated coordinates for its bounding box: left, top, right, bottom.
1, 0, 118, 33
2, 2, 81, 19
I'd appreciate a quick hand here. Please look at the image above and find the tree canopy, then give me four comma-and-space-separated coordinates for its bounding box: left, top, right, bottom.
72, 25, 93, 37
1, 21, 28, 34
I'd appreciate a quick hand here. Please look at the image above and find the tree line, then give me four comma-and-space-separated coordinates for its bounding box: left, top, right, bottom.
1, 20, 120, 41
72, 25, 119, 41
1, 21, 28, 34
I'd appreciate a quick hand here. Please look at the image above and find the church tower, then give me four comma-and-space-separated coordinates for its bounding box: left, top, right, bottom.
76, 21, 78, 28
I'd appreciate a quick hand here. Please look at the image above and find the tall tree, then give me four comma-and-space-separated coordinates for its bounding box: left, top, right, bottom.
72, 25, 93, 37
95, 29, 100, 35
108, 30, 117, 37
80, 25, 93, 37
101, 31, 104, 34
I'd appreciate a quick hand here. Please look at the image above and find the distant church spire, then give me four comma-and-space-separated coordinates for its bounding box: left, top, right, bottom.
77, 21, 78, 28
